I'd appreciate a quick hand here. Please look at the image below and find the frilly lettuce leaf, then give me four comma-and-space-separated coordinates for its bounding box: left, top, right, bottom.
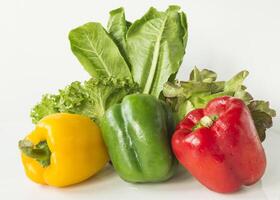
189, 67, 217, 82
31, 77, 140, 124
248, 100, 276, 141
163, 67, 276, 141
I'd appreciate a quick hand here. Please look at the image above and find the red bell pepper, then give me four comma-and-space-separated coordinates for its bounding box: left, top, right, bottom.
172, 96, 266, 193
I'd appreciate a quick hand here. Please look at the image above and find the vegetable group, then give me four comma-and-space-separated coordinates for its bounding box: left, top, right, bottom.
19, 113, 109, 187
18, 5, 276, 193
172, 96, 266, 193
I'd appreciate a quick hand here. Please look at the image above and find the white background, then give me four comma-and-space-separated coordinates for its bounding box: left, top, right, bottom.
0, 0, 279, 199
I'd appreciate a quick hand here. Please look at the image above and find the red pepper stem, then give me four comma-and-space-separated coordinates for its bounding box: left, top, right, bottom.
200, 116, 214, 127
193, 115, 218, 130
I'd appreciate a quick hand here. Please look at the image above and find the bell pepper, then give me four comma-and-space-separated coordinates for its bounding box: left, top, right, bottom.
19, 113, 109, 187
172, 96, 266, 193
101, 94, 177, 183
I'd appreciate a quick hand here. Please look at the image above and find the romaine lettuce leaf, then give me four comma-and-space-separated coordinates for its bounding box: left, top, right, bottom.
107, 7, 131, 67
69, 22, 132, 79
126, 5, 188, 97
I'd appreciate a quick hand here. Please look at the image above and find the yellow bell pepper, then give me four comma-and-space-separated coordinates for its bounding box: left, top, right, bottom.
19, 113, 109, 187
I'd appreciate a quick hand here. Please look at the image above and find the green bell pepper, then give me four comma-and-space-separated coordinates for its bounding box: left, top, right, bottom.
100, 94, 177, 183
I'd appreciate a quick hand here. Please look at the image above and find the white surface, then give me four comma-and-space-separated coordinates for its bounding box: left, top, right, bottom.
1, 0, 280, 199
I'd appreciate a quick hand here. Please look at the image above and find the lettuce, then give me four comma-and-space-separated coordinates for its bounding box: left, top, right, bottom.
31, 78, 139, 124
69, 6, 188, 98
163, 67, 276, 142
69, 23, 132, 80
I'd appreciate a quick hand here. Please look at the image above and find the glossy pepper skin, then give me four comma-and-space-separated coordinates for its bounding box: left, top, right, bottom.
101, 94, 176, 183
20, 113, 109, 187
172, 96, 266, 193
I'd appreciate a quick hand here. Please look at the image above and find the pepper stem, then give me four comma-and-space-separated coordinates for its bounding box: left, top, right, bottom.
200, 115, 215, 127
19, 140, 51, 167
193, 115, 218, 130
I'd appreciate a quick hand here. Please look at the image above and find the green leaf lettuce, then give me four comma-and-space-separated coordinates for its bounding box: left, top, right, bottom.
31, 78, 140, 124
163, 67, 276, 142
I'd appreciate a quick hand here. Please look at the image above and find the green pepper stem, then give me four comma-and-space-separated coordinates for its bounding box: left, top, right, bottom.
19, 140, 51, 167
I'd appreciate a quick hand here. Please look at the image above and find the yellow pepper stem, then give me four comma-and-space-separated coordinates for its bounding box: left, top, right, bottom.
19, 140, 51, 167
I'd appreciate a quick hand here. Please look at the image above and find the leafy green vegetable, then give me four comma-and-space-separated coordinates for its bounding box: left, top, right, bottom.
189, 68, 217, 82
69, 22, 132, 79
126, 5, 188, 97
248, 100, 276, 141
248, 100, 276, 117
68, 6, 188, 98
30, 95, 60, 124
224, 70, 249, 92
107, 7, 131, 67
33, 6, 188, 124
31, 78, 139, 124
163, 67, 276, 141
